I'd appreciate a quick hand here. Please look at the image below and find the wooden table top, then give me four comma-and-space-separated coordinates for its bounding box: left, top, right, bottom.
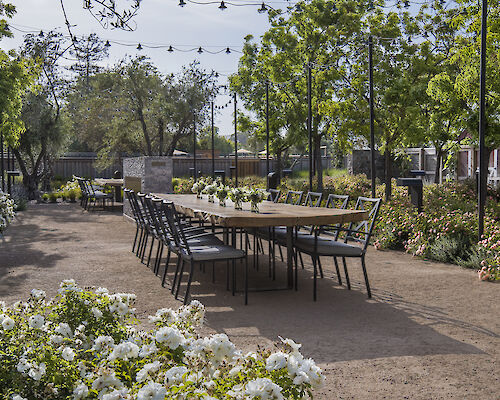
153, 193, 368, 228
95, 178, 124, 186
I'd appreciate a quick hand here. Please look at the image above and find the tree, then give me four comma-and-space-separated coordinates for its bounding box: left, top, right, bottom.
231, 0, 374, 190
0, 1, 37, 146
196, 125, 234, 155
12, 31, 70, 199
66, 58, 218, 168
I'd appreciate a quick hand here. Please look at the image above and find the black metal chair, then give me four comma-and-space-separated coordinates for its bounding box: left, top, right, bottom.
268, 189, 281, 203
81, 179, 113, 211
124, 189, 147, 255
294, 196, 382, 301
284, 190, 304, 205
161, 201, 248, 305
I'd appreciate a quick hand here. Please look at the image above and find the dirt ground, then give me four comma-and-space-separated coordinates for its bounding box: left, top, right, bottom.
0, 203, 498, 399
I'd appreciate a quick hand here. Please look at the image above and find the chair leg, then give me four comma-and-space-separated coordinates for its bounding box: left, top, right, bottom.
299, 252, 305, 269
231, 259, 236, 296
140, 233, 149, 263
171, 257, 182, 293
294, 250, 298, 291
278, 244, 284, 262
153, 241, 162, 274
312, 255, 318, 301
161, 250, 173, 287
132, 226, 139, 253
184, 261, 195, 305
361, 256, 372, 298
244, 256, 248, 305
175, 260, 186, 299
136, 229, 144, 257
318, 257, 324, 278
212, 261, 216, 283
147, 237, 155, 268
342, 257, 351, 290
333, 257, 342, 286
226, 260, 230, 291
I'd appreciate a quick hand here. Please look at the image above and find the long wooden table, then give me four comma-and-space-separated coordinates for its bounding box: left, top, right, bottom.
95, 178, 124, 202
153, 194, 368, 288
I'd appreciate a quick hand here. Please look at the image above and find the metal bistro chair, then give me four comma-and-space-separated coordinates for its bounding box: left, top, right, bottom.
161, 201, 248, 305
124, 189, 147, 255
294, 196, 382, 301
76, 177, 89, 209
267, 189, 281, 203
83, 179, 113, 211
294, 194, 350, 288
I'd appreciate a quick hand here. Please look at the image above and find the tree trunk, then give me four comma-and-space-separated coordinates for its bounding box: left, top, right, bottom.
384, 150, 392, 201
158, 119, 164, 156
314, 135, 323, 192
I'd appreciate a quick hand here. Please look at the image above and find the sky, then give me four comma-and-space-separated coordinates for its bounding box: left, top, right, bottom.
1, 0, 292, 139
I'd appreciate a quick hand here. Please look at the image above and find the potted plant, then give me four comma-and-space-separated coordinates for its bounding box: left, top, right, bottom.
204, 183, 217, 203
191, 179, 206, 199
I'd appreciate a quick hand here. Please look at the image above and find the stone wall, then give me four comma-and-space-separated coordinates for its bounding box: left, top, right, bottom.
123, 156, 173, 218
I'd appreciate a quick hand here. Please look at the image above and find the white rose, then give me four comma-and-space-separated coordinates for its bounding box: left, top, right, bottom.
30, 289, 46, 300
245, 377, 284, 400
102, 388, 129, 400
2, 316, 15, 330
73, 382, 89, 400
136, 361, 161, 382
136, 382, 166, 400
164, 366, 188, 386
12, 395, 27, 400
55, 322, 72, 337
266, 352, 288, 371
91, 307, 103, 319
16, 358, 31, 373
108, 342, 139, 361
28, 315, 45, 330
155, 326, 185, 350
62, 347, 76, 362
50, 335, 64, 346
28, 362, 46, 381
139, 342, 158, 358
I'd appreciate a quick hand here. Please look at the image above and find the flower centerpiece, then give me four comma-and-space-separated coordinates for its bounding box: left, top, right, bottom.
247, 188, 269, 213
191, 179, 206, 199
203, 183, 217, 203
0, 281, 324, 399
216, 185, 229, 207
229, 187, 247, 210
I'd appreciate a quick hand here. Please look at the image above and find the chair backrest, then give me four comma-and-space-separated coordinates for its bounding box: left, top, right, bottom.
268, 189, 281, 203
76, 178, 90, 197
284, 190, 304, 205
323, 194, 350, 240
125, 189, 146, 227
161, 200, 192, 258
304, 192, 323, 207
137, 193, 155, 230
345, 197, 382, 251
151, 198, 176, 246
325, 194, 349, 210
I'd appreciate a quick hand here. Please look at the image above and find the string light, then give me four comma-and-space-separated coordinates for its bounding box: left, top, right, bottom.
197, 46, 203, 53
219, 1, 227, 10
258, 3, 267, 13
179, 0, 186, 6
136, 43, 142, 50
104, 40, 111, 47
168, 45, 174, 52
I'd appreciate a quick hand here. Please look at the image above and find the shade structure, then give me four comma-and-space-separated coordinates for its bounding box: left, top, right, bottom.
173, 149, 188, 156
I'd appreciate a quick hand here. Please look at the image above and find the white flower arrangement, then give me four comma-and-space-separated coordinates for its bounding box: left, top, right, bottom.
203, 183, 218, 202
229, 187, 247, 210
0, 281, 324, 399
247, 188, 269, 213
191, 179, 207, 199
0, 190, 15, 234
216, 185, 229, 207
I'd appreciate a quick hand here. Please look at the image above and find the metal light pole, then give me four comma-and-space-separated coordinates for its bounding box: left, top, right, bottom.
266, 80, 270, 183
211, 101, 215, 178
193, 110, 197, 181
478, 0, 488, 240
369, 35, 376, 198
0, 131, 4, 192
7, 146, 11, 195
234, 92, 238, 186
307, 63, 313, 192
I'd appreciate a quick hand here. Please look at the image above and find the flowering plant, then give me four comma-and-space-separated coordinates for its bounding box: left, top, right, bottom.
0, 281, 324, 399
0, 190, 15, 234
216, 186, 229, 207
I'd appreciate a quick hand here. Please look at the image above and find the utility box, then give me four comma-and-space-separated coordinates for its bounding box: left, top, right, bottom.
267, 172, 278, 190
396, 178, 423, 212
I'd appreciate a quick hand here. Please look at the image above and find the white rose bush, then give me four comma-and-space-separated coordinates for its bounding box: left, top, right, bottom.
0, 190, 15, 234
0, 280, 324, 399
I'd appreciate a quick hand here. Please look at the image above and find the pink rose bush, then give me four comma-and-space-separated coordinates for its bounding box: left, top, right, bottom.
0, 281, 324, 399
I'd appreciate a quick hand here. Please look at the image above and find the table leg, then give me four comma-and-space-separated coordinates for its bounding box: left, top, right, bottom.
286, 226, 293, 289
115, 186, 122, 202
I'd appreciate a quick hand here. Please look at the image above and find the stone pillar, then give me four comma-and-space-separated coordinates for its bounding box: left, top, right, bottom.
123, 156, 173, 218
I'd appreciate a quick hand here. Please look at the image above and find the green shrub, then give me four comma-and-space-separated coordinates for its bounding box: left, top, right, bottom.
14, 198, 28, 212
68, 189, 77, 202
41, 193, 49, 202
48, 192, 58, 203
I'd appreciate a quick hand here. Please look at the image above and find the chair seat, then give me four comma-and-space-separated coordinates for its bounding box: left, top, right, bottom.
93, 191, 113, 198
295, 236, 364, 257
183, 243, 246, 262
